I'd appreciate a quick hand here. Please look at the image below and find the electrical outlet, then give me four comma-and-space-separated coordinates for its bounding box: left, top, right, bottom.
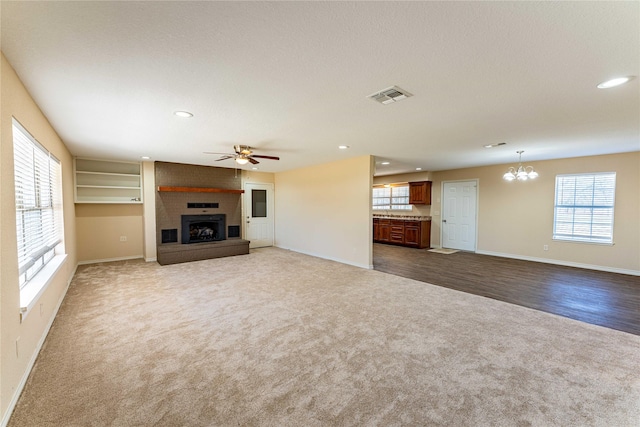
543, 245, 549, 251
120, 236, 127, 242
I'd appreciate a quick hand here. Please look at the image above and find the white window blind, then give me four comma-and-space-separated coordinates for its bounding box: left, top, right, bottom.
372, 185, 411, 210
13, 119, 63, 288
553, 173, 615, 244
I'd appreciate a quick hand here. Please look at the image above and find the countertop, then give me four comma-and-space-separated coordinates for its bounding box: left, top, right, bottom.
373, 215, 432, 221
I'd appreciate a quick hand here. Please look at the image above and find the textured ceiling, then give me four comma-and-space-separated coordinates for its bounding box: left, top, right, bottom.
2, 1, 638, 175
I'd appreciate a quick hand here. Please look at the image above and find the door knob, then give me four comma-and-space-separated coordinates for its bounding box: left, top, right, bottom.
442, 219, 447, 223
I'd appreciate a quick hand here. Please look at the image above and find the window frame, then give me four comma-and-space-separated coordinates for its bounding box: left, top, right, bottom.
553, 172, 616, 245
13, 118, 64, 290
372, 184, 412, 211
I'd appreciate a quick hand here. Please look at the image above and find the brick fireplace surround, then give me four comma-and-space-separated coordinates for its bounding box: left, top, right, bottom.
154, 161, 250, 265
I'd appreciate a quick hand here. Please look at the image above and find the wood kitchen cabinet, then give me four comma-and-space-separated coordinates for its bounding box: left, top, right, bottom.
404, 221, 431, 248
390, 220, 405, 244
409, 181, 432, 205
376, 219, 391, 242
373, 218, 431, 249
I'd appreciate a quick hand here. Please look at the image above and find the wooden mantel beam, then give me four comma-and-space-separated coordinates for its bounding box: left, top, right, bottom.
157, 186, 244, 194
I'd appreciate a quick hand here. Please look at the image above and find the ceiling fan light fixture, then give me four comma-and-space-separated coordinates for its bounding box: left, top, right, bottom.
235, 156, 249, 165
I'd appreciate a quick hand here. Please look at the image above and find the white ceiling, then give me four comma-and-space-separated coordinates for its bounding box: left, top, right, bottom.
2, 1, 638, 175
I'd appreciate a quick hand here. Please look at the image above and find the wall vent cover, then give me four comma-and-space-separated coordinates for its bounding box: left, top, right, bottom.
368, 86, 413, 105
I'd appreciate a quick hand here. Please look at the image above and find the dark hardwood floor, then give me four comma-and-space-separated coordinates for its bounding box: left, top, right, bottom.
373, 243, 640, 335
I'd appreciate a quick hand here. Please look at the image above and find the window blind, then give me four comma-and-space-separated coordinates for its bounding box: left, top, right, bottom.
13, 119, 63, 287
553, 173, 616, 244
372, 185, 411, 210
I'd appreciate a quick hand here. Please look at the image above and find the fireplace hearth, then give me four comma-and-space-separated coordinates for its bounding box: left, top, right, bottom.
181, 214, 226, 244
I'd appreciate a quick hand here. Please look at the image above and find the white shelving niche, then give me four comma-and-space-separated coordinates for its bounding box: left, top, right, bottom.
74, 158, 143, 204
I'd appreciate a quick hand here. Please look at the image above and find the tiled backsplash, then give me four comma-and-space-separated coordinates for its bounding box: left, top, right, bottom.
373, 213, 432, 221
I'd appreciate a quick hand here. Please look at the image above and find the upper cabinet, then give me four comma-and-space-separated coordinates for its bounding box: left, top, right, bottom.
74, 158, 143, 204
409, 181, 432, 205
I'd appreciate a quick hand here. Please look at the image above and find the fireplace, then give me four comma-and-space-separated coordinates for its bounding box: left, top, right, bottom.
181, 214, 226, 244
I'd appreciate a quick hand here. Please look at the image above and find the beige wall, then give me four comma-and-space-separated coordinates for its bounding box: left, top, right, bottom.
75, 204, 144, 263
1, 53, 77, 421
430, 152, 640, 273
275, 155, 374, 269
142, 161, 157, 261
242, 169, 275, 186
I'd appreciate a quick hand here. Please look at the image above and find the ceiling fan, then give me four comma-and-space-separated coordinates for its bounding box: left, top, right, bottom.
204, 145, 280, 165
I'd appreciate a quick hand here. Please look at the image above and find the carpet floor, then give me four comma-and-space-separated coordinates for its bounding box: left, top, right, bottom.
8, 247, 640, 426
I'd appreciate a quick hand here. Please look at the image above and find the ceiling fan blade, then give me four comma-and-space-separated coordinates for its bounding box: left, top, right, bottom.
215, 155, 234, 161
251, 155, 280, 160
248, 157, 260, 165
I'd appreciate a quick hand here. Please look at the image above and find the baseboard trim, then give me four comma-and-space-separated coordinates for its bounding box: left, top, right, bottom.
77, 255, 144, 265
475, 250, 640, 276
145, 257, 157, 263
2, 264, 77, 427
274, 245, 372, 270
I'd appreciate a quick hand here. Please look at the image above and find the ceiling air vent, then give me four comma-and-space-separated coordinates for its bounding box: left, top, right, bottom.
368, 86, 413, 105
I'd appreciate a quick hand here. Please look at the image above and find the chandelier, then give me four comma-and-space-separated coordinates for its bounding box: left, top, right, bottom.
503, 151, 538, 182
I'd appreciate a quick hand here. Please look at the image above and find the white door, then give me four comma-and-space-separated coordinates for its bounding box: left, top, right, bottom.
244, 183, 274, 248
442, 180, 477, 251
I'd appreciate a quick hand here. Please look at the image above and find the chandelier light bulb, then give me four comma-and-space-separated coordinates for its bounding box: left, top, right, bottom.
503, 171, 516, 181
503, 151, 538, 182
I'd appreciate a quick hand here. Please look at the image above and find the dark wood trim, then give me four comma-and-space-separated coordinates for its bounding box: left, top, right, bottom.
157, 186, 244, 194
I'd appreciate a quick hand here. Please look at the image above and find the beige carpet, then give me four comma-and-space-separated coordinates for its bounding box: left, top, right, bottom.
9, 247, 640, 426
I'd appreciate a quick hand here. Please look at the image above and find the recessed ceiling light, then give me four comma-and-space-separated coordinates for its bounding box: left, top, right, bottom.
338, 145, 350, 149
597, 76, 634, 89
381, 161, 390, 165
141, 156, 150, 160
174, 111, 193, 118
416, 167, 422, 171
484, 142, 507, 148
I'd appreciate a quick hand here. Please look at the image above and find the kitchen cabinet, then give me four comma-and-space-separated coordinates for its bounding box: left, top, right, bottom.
376, 219, 391, 242
390, 220, 405, 244
404, 221, 431, 248
409, 181, 432, 205
373, 218, 431, 249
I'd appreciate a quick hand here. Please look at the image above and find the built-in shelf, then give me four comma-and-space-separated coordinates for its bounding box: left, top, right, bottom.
74, 158, 143, 204
157, 186, 244, 194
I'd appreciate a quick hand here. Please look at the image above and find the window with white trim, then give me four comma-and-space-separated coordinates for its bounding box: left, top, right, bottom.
13, 119, 64, 288
553, 172, 615, 244
372, 185, 411, 210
